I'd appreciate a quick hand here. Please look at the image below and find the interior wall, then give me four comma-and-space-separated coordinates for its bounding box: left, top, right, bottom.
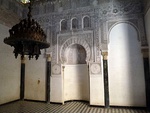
64, 64, 89, 101
145, 8, 150, 58
108, 23, 146, 107
144, 6, 150, 110
89, 62, 104, 106
25, 54, 46, 101
0, 24, 20, 105
143, 0, 150, 14
50, 73, 63, 103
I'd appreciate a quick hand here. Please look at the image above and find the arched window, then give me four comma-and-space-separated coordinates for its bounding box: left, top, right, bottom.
61, 20, 67, 31
71, 18, 79, 29
83, 16, 91, 28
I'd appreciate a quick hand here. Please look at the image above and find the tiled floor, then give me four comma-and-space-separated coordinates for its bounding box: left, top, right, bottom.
0, 101, 149, 113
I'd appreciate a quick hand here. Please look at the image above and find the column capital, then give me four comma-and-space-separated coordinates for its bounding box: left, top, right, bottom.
102, 52, 108, 60
46, 54, 51, 61
21, 57, 26, 64
62, 66, 65, 72
141, 48, 149, 58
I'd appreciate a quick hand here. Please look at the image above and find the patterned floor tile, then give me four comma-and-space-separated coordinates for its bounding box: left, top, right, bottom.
0, 101, 149, 113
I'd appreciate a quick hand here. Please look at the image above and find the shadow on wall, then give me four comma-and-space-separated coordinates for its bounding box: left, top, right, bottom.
65, 44, 86, 64
108, 23, 146, 107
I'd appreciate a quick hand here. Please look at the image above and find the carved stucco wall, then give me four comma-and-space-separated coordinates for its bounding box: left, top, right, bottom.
0, 0, 24, 27
59, 32, 93, 64
0, 0, 147, 106
32, 0, 147, 67
30, 0, 147, 106
60, 36, 91, 64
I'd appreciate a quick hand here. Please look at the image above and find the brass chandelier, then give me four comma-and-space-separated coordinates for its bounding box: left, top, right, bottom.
4, 0, 50, 60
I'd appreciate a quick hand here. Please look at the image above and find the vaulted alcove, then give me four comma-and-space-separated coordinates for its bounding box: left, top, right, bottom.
63, 44, 89, 102
65, 44, 86, 64
108, 22, 146, 107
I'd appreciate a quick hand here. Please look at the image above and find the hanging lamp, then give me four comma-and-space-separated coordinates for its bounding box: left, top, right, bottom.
4, 0, 50, 60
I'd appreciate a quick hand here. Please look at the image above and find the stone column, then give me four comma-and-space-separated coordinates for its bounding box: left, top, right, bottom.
46, 54, 51, 103
62, 65, 65, 105
102, 52, 109, 108
20, 57, 25, 100
142, 48, 150, 111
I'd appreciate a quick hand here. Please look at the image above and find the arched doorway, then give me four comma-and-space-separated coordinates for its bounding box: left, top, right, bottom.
63, 44, 89, 102
108, 22, 146, 106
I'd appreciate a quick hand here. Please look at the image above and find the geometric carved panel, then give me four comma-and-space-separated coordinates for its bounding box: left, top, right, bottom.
52, 64, 61, 75
90, 63, 101, 74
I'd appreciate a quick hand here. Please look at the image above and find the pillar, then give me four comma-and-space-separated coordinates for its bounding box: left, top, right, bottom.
142, 48, 150, 111
46, 54, 51, 103
20, 57, 25, 100
102, 52, 109, 108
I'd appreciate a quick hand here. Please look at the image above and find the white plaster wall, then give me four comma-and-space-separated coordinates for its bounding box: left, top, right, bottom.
64, 64, 89, 101
145, 8, 150, 58
25, 55, 46, 101
0, 24, 20, 105
90, 75, 104, 106
89, 62, 104, 106
108, 23, 146, 107
50, 75, 63, 103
